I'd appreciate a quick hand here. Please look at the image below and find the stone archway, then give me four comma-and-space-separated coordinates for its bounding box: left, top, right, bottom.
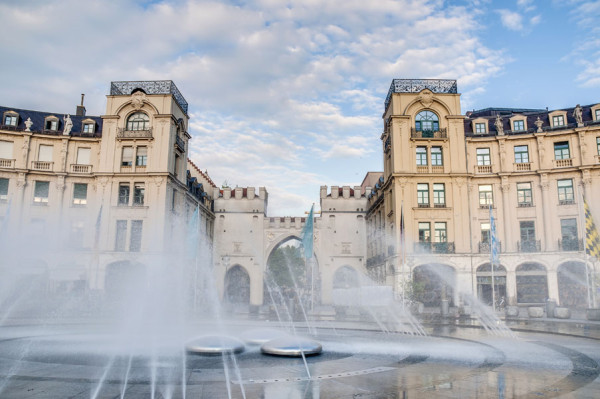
412, 263, 455, 307
557, 261, 588, 308
516, 262, 548, 304
224, 265, 250, 305
476, 263, 507, 306
333, 266, 359, 289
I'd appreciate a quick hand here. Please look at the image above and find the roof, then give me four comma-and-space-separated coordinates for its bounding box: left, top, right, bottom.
110, 81, 188, 115
0, 106, 102, 137
187, 158, 217, 188
464, 104, 599, 136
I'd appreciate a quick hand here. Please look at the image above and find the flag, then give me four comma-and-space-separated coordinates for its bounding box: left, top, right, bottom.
301, 205, 314, 259
93, 205, 102, 250
584, 199, 600, 261
489, 205, 498, 265
400, 202, 405, 259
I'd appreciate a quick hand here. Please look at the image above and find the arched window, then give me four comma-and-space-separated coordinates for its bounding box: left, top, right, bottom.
415, 110, 439, 135
126, 112, 149, 131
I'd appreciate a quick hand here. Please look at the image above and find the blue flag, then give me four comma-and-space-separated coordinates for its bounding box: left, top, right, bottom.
489, 205, 498, 265
187, 206, 200, 259
301, 205, 314, 259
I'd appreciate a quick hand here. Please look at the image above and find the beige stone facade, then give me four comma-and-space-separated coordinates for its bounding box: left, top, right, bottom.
0, 81, 215, 296
367, 79, 600, 309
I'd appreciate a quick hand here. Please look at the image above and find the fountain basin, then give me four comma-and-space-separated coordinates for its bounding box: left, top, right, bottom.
261, 336, 322, 357
186, 335, 245, 355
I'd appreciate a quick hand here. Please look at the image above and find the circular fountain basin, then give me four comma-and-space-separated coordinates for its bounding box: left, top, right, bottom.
239, 328, 289, 345
261, 336, 322, 357
186, 335, 245, 355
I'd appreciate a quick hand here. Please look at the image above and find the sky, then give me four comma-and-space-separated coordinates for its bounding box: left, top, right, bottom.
0, 0, 599, 216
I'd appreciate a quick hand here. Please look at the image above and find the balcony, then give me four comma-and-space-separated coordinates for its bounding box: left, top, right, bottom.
559, 239, 583, 251
411, 128, 447, 139
71, 164, 92, 174
553, 158, 573, 168
475, 165, 492, 174
31, 161, 53, 171
117, 127, 153, 139
514, 162, 531, 171
559, 198, 575, 206
479, 241, 502, 253
385, 79, 457, 110
417, 165, 428, 173
518, 240, 541, 253
0, 158, 15, 169
517, 202, 533, 208
414, 241, 455, 254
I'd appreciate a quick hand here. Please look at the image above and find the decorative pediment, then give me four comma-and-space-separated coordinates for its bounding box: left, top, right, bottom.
131, 91, 146, 110
418, 89, 434, 108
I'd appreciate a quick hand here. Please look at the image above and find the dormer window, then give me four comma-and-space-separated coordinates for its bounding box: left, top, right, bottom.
44, 116, 59, 131
82, 119, 95, 134
415, 110, 439, 135
596, 109, 600, 121
126, 112, 149, 131
552, 115, 565, 127
3, 111, 18, 126
475, 123, 486, 134
513, 120, 524, 131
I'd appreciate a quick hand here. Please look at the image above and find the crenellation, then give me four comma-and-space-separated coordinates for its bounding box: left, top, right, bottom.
331, 185, 339, 198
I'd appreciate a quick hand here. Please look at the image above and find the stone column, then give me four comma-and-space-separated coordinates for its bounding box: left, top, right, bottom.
547, 269, 559, 305
15, 173, 27, 234
506, 269, 517, 306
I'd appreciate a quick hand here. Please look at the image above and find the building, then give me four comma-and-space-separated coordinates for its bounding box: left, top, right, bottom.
367, 79, 600, 310
0, 81, 215, 301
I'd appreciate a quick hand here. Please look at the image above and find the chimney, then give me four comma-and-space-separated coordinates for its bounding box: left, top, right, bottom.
76, 94, 86, 116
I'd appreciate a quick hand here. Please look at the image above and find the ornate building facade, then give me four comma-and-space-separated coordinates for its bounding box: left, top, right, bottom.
367, 79, 600, 309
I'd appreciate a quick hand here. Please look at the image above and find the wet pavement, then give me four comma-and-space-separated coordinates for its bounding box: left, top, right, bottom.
0, 320, 599, 398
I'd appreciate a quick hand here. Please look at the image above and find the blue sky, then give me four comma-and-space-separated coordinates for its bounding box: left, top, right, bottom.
0, 0, 598, 215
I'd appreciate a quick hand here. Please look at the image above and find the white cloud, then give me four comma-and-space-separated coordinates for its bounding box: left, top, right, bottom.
530, 15, 542, 25
497, 9, 524, 31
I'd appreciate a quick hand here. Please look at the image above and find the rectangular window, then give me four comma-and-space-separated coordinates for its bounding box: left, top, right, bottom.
174, 153, 180, 176
479, 184, 493, 207
73, 183, 87, 205
33, 181, 49, 204
416, 146, 427, 166
115, 220, 127, 251
552, 115, 565, 127
45, 119, 58, 130
82, 123, 94, 133
69, 221, 84, 249
596, 109, 600, 121
0, 178, 8, 201
561, 218, 579, 250
130, 220, 143, 252
431, 146, 443, 166
481, 222, 491, 244
121, 146, 133, 166
0, 141, 13, 159
554, 142, 570, 160
418, 222, 431, 242
136, 146, 147, 166
513, 120, 525, 131
76, 147, 91, 164
520, 221, 536, 242
4, 115, 17, 126
38, 144, 53, 162
417, 183, 429, 207
476, 148, 491, 165
514, 145, 529, 163
133, 183, 145, 206
557, 179, 574, 205
434, 222, 447, 243
597, 137, 600, 155
475, 123, 486, 134
517, 182, 533, 207
433, 183, 445, 207
118, 183, 130, 205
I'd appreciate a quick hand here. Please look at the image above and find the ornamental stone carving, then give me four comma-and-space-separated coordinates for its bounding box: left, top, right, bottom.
534, 117, 544, 133
495, 115, 504, 135
63, 114, 73, 135
573, 104, 583, 126
131, 91, 146, 110
24, 117, 33, 132
418, 89, 434, 108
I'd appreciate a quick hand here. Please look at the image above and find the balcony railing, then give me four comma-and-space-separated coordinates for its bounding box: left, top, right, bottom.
417, 165, 428, 173
518, 240, 541, 253
559, 199, 575, 206
431, 165, 444, 173
410, 128, 447, 139
476, 165, 492, 174
479, 241, 502, 253
385, 79, 457, 110
31, 161, 53, 171
175, 135, 185, 151
514, 162, 531, 171
518, 202, 533, 207
0, 158, 15, 169
559, 239, 583, 251
117, 127, 153, 139
71, 164, 92, 173
414, 241, 455, 254
553, 158, 573, 168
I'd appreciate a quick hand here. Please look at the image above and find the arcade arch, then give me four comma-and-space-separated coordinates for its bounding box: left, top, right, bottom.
557, 261, 588, 308
516, 262, 548, 304
476, 263, 507, 306
224, 265, 250, 305
412, 263, 456, 307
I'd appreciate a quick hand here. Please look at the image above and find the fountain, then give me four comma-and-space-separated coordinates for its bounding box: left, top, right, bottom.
0, 203, 599, 399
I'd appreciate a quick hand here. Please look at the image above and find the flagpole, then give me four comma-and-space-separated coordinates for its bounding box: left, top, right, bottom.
400, 201, 405, 308
490, 204, 496, 312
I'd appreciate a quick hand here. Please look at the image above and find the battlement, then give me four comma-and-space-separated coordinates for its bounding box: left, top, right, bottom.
264, 216, 308, 229
214, 186, 267, 200
320, 185, 364, 199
